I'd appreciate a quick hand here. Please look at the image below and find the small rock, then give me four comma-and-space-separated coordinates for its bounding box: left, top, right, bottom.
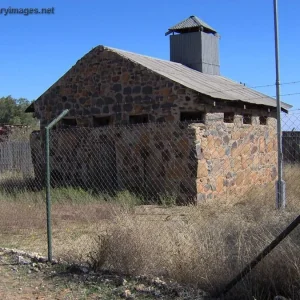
121, 289, 133, 299
104, 278, 112, 284
135, 284, 146, 292
152, 277, 166, 287
134, 284, 155, 294
38, 256, 48, 263
17, 255, 31, 265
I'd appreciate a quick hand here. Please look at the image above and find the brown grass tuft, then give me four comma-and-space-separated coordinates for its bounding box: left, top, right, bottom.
88, 166, 300, 299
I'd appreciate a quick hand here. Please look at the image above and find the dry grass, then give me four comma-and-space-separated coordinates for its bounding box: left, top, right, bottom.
87, 204, 300, 299
0, 187, 138, 258
87, 166, 300, 300
1, 166, 300, 299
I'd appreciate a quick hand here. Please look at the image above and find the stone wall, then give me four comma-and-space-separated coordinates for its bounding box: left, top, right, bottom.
30, 123, 197, 203
33, 46, 205, 129
32, 46, 276, 130
30, 113, 278, 203
195, 113, 278, 202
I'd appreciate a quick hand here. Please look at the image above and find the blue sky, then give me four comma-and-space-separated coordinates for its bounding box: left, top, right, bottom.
1, 0, 299, 111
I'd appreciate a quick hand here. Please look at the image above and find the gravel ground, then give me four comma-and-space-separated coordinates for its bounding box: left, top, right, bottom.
0, 248, 212, 300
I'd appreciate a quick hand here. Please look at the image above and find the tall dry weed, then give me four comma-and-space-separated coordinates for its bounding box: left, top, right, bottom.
89, 168, 300, 299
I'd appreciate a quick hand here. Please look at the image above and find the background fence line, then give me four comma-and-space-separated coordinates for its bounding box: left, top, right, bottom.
0, 141, 34, 175
282, 131, 300, 163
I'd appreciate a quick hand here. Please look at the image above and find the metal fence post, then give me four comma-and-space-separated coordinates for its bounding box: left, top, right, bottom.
217, 214, 300, 298
273, 0, 286, 209
45, 126, 52, 262
45, 109, 69, 262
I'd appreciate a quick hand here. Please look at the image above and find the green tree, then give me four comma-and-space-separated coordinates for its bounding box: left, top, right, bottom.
0, 96, 37, 126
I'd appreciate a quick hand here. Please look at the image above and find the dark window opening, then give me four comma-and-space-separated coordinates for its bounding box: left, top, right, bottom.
129, 114, 149, 124
259, 116, 268, 125
224, 112, 235, 123
93, 116, 111, 127
62, 118, 77, 127
180, 112, 204, 123
243, 114, 252, 125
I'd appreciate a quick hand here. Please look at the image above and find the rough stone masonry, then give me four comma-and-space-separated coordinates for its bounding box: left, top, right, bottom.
29, 46, 278, 203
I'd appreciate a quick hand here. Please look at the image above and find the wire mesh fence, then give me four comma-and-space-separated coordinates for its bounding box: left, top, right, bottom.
0, 111, 300, 298
0, 131, 46, 256
0, 141, 34, 174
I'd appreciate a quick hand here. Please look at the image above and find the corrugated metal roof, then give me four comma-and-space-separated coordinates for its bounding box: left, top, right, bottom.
106, 46, 291, 111
166, 16, 217, 35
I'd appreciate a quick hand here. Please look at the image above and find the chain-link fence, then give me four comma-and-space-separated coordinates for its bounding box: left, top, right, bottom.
1, 111, 300, 298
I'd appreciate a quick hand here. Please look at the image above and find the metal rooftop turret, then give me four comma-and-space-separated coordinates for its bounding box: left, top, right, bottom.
165, 15, 217, 36
166, 15, 220, 75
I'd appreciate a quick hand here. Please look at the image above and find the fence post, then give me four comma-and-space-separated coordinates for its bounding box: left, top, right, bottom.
45, 109, 69, 262
273, 0, 286, 209
217, 214, 300, 298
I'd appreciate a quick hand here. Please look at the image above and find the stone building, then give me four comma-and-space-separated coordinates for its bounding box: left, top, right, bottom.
26, 16, 291, 203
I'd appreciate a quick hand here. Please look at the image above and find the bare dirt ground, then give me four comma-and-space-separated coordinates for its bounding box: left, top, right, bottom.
0, 249, 210, 300
0, 203, 191, 260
